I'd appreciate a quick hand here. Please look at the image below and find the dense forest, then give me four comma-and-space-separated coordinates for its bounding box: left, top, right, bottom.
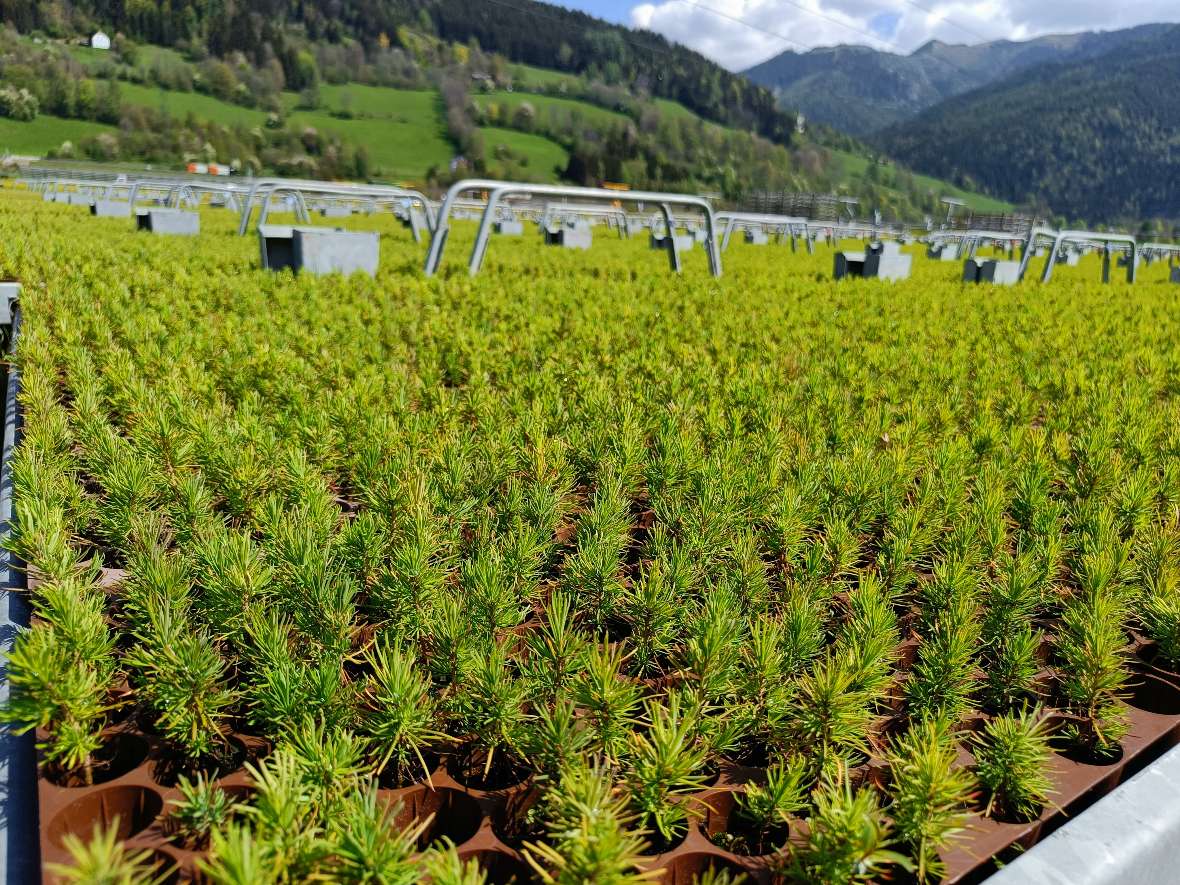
874, 26, 1180, 222
0, 0, 800, 146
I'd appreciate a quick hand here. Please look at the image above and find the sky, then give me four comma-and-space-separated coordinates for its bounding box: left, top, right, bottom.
551, 0, 1180, 70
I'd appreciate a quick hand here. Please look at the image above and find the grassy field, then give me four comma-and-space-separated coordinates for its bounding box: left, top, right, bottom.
506, 61, 580, 89
305, 85, 440, 122
479, 126, 570, 179
831, 148, 1013, 214
118, 82, 269, 127
0, 115, 114, 155
473, 90, 631, 130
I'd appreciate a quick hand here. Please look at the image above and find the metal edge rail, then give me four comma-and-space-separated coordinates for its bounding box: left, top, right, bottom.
985, 743, 1180, 885
0, 288, 36, 885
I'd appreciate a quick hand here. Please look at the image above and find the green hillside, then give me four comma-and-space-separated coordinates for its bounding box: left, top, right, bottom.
830, 150, 1013, 214
471, 91, 631, 130
0, 115, 114, 155
0, 25, 1010, 214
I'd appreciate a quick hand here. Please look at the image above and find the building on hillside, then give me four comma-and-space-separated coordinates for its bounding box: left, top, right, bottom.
90, 31, 111, 50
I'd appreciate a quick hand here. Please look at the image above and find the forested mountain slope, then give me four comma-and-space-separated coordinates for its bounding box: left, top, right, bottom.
744, 24, 1169, 136
871, 25, 1180, 221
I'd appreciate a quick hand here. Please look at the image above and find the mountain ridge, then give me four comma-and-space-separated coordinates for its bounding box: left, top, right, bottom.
743, 24, 1172, 135
872, 24, 1180, 221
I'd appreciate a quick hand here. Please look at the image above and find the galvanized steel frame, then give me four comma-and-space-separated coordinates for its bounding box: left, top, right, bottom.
424, 180, 722, 278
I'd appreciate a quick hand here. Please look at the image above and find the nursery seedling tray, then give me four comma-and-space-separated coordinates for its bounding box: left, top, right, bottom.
37, 727, 269, 883
32, 647, 1180, 885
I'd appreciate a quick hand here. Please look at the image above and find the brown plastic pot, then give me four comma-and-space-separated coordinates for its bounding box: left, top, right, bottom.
697, 787, 800, 858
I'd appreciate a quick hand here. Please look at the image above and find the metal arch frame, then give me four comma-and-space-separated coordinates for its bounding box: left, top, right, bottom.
1138, 242, 1180, 266
164, 182, 243, 211
927, 229, 1022, 260
237, 181, 435, 237
805, 221, 894, 242
425, 179, 722, 278
237, 183, 311, 233
715, 212, 808, 252
1017, 228, 1139, 283
470, 188, 707, 277
539, 202, 629, 238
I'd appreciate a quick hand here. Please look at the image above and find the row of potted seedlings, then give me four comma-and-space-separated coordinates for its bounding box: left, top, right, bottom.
4, 194, 1180, 884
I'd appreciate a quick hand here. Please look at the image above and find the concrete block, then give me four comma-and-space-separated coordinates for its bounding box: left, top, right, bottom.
927, 243, 958, 261
259, 225, 297, 271
964, 258, 1021, 285
744, 229, 769, 246
296, 227, 379, 276
0, 282, 20, 326
67, 193, 94, 206
135, 208, 200, 235
1171, 267, 1180, 284
258, 225, 378, 276
320, 205, 351, 218
91, 200, 131, 218
494, 220, 524, 236
649, 233, 693, 252
865, 251, 912, 280
834, 252, 866, 279
837, 243, 910, 280
544, 227, 592, 250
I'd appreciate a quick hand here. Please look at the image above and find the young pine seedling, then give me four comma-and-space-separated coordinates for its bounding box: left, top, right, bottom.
906, 593, 981, 723
979, 618, 1042, 713
521, 590, 589, 701
525, 760, 652, 885
974, 708, 1055, 822
886, 717, 976, 883
361, 636, 443, 786
450, 639, 531, 783
786, 651, 874, 777
48, 820, 172, 885
327, 784, 430, 883
170, 772, 238, 849
620, 559, 680, 677
624, 693, 710, 848
1141, 573, 1180, 669
2, 626, 111, 786
732, 756, 809, 855
1056, 594, 1131, 759
790, 767, 913, 885
574, 641, 643, 762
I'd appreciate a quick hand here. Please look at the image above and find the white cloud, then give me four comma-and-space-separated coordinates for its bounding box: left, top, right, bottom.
628, 0, 1180, 70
